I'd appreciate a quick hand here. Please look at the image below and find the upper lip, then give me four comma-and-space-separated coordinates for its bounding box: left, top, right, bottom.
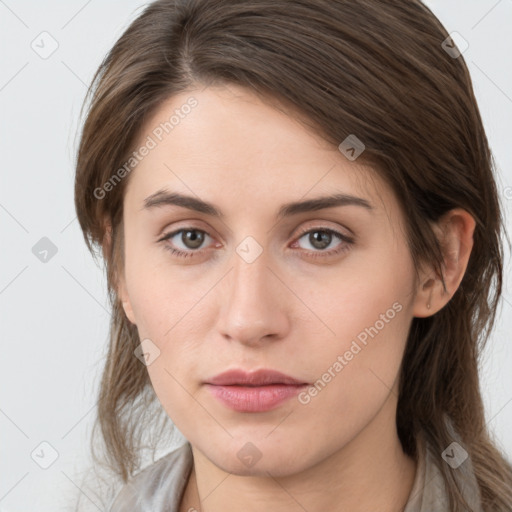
204, 369, 308, 386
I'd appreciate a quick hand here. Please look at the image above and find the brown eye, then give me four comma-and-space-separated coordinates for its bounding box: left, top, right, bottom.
304, 230, 334, 250
292, 227, 354, 260
179, 229, 205, 249
158, 228, 213, 258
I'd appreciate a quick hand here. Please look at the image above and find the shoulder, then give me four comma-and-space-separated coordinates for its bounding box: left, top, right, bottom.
109, 442, 193, 512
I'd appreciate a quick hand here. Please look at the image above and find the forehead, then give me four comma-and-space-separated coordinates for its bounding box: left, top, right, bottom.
124, 84, 394, 219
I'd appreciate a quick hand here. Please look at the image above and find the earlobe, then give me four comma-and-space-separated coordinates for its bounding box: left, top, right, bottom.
120, 297, 136, 325
425, 278, 434, 311
413, 275, 439, 318
117, 278, 136, 325
413, 208, 475, 318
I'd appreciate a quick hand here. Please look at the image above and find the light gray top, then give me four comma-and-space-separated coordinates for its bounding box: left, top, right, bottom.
109, 434, 482, 511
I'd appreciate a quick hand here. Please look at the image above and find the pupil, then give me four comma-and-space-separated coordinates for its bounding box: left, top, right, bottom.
183, 230, 204, 249
311, 231, 331, 250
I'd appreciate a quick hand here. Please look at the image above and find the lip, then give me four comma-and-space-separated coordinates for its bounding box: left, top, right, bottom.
204, 368, 308, 386
205, 384, 307, 412
203, 369, 309, 413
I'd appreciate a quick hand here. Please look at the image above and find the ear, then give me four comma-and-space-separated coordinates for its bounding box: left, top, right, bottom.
412, 208, 476, 318
102, 219, 137, 325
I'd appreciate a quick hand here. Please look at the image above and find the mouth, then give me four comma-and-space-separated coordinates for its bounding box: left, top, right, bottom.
203, 368, 309, 412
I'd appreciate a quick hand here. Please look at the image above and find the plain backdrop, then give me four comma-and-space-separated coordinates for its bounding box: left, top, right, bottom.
1, 1, 511, 510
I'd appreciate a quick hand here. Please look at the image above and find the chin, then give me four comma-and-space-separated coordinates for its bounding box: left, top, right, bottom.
198, 437, 316, 477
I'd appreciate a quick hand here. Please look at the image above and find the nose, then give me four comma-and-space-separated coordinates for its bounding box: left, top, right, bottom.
215, 248, 291, 347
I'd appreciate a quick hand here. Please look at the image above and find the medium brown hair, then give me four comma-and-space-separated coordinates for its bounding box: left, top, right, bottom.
74, 1, 512, 510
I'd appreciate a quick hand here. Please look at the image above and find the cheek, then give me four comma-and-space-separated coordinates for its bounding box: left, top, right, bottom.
307, 244, 414, 401
123, 251, 217, 396
123, 242, 194, 338
318, 286, 409, 387
296, 292, 410, 442
309, 239, 413, 343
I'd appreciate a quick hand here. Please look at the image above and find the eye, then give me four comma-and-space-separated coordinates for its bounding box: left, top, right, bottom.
157, 228, 213, 258
291, 227, 354, 259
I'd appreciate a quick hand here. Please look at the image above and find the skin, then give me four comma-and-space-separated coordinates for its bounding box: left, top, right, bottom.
115, 84, 475, 512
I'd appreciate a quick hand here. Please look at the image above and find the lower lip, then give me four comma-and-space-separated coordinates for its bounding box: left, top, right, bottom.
205, 384, 308, 412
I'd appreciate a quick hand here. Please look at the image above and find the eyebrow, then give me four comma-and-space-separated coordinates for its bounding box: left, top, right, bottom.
142, 189, 374, 219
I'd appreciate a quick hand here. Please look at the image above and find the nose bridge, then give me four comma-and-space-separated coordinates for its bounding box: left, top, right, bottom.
216, 239, 289, 344
231, 244, 271, 304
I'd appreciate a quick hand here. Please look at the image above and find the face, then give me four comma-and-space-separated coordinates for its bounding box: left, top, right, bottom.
118, 84, 419, 476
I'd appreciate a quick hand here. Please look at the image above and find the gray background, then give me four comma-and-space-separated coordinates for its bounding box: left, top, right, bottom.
1, 0, 511, 510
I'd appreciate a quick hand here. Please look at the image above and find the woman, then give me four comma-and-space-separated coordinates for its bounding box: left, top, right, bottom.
74, 0, 512, 510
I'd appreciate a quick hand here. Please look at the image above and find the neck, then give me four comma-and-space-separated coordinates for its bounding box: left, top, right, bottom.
180, 393, 417, 512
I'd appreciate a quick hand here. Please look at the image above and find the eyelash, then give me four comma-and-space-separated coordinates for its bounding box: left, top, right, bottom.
157, 226, 354, 260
